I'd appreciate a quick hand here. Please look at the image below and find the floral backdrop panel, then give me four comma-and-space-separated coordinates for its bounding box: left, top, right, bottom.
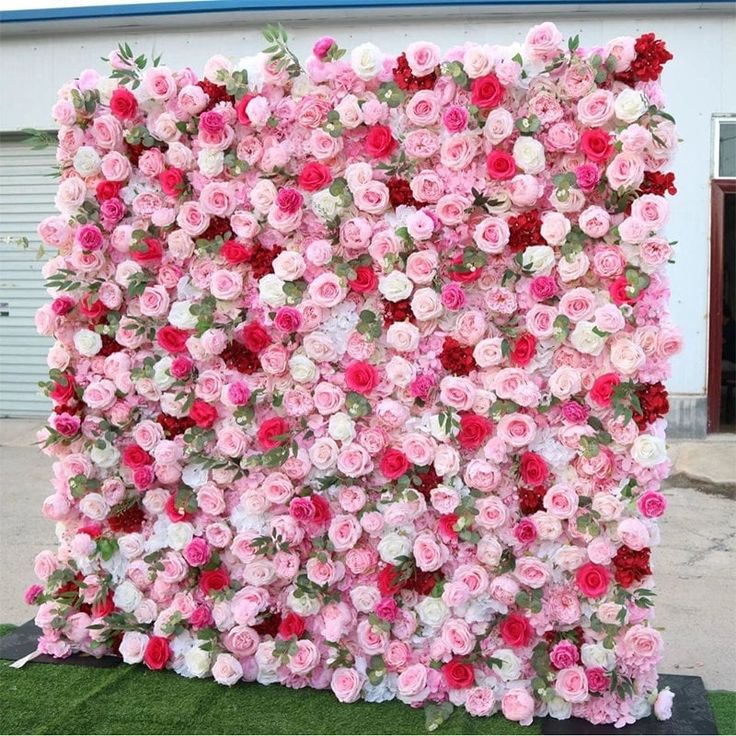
30, 22, 680, 730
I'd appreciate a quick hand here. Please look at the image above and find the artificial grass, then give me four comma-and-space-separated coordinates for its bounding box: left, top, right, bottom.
1, 621, 734, 735
0, 656, 536, 735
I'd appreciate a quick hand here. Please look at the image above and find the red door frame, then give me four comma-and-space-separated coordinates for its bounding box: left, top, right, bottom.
708, 179, 736, 433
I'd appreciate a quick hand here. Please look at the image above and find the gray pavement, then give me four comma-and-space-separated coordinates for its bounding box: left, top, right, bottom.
1, 418, 734, 690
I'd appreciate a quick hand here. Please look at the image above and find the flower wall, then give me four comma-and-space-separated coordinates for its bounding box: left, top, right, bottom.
30, 23, 680, 728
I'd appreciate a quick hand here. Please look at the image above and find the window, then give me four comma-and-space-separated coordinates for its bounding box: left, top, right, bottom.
714, 117, 736, 179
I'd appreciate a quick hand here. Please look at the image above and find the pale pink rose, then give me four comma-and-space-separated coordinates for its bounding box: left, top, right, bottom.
413, 532, 445, 572
406, 210, 434, 241
410, 171, 444, 203
514, 557, 550, 589
654, 688, 675, 720
439, 134, 478, 172
497, 413, 536, 448
606, 151, 645, 191
524, 22, 563, 61
396, 663, 430, 701
406, 89, 440, 127
465, 686, 496, 717
501, 688, 535, 725
577, 90, 615, 127
337, 443, 373, 478
540, 211, 571, 246
212, 653, 243, 686
119, 631, 149, 664
210, 269, 243, 301
404, 129, 440, 159
328, 514, 362, 552
308, 272, 347, 307
331, 667, 364, 703
405, 41, 441, 76
617, 517, 650, 550
555, 666, 589, 703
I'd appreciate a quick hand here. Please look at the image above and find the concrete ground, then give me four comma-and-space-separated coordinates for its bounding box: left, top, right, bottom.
1, 419, 734, 690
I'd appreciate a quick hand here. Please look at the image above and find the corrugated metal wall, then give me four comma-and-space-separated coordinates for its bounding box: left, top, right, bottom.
0, 137, 55, 417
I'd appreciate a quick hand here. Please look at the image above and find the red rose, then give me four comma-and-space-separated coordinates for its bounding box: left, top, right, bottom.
380, 448, 410, 480
575, 562, 611, 598
310, 493, 332, 526
511, 333, 537, 367
220, 239, 252, 265
240, 321, 272, 353
345, 360, 380, 394
298, 161, 332, 192
438, 513, 459, 543
159, 167, 185, 197
91, 591, 115, 619
499, 611, 533, 648
78, 292, 106, 320
199, 567, 230, 595
157, 325, 190, 354
441, 659, 475, 689
486, 150, 517, 180
519, 451, 549, 485
189, 399, 218, 429
165, 493, 194, 523
609, 275, 641, 306
377, 565, 405, 596
470, 73, 505, 110
95, 180, 122, 201
580, 129, 614, 163
278, 611, 306, 639
457, 412, 494, 451
235, 93, 256, 125
122, 444, 153, 469
257, 416, 290, 450
364, 125, 397, 159
348, 265, 378, 294
143, 635, 171, 670
109, 87, 138, 120
590, 373, 621, 407
131, 237, 163, 265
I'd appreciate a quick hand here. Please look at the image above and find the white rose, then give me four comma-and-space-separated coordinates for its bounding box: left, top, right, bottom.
491, 649, 522, 681
74, 328, 102, 357
615, 88, 647, 124
184, 645, 212, 678
287, 588, 322, 616
581, 643, 616, 670
547, 695, 573, 720
289, 355, 318, 384
118, 533, 146, 559
429, 414, 454, 441
385, 356, 415, 387
350, 585, 381, 613
119, 631, 148, 664
79, 493, 109, 520
513, 136, 546, 174
377, 531, 412, 563
311, 189, 342, 220
90, 442, 120, 469
272, 251, 306, 282
259, 274, 287, 308
521, 245, 554, 274
113, 580, 143, 613
153, 357, 175, 390
234, 52, 268, 92
181, 463, 209, 488
350, 42, 383, 81
631, 434, 667, 467
168, 300, 198, 329
167, 522, 194, 550
328, 412, 356, 443
570, 321, 606, 356
379, 271, 413, 302
415, 596, 449, 628
73, 146, 101, 177
198, 148, 224, 178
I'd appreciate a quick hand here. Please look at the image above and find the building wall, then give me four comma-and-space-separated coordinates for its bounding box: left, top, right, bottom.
1, 5, 734, 434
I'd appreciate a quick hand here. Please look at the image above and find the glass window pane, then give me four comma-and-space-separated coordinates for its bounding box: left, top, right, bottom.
719, 121, 736, 178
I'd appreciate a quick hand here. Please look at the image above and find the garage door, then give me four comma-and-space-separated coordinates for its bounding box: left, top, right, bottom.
0, 136, 56, 417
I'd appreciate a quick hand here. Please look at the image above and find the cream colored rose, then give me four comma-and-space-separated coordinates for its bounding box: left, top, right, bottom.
513, 136, 546, 174
73, 146, 101, 177
386, 322, 420, 353
350, 42, 383, 81
328, 412, 356, 443
90, 442, 119, 469
198, 148, 224, 178
272, 251, 306, 281
614, 88, 647, 124
74, 328, 102, 357
289, 354, 318, 383
168, 300, 198, 330
113, 581, 143, 613
259, 274, 287, 307
630, 434, 667, 467
415, 596, 449, 627
185, 645, 211, 678
521, 245, 555, 274
410, 288, 443, 321
379, 270, 413, 302
377, 531, 412, 563
570, 321, 606, 356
